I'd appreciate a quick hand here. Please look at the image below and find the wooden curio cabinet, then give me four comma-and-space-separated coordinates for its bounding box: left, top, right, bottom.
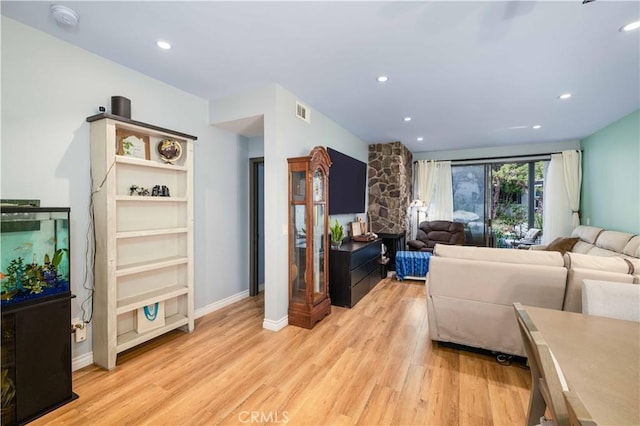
287, 146, 332, 329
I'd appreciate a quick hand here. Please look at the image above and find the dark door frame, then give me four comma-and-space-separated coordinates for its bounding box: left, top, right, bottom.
249, 157, 264, 296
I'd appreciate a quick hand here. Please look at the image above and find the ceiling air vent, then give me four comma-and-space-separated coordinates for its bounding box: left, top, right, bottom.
296, 101, 310, 123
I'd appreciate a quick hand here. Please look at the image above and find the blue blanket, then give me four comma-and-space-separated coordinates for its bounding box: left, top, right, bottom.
395, 251, 432, 280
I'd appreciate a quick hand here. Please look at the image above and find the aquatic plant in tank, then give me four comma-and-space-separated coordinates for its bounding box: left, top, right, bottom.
1, 207, 70, 307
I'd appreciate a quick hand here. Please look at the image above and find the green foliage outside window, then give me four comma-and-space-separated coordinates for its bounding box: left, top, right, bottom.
492, 162, 544, 238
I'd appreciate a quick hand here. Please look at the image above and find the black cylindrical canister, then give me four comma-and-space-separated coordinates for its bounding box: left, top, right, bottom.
111, 96, 131, 118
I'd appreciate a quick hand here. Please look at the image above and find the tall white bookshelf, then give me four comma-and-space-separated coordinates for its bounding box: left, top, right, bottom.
87, 113, 196, 370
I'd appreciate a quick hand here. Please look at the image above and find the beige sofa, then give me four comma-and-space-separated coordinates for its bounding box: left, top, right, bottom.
551, 225, 640, 258
426, 225, 639, 357
563, 252, 637, 312
538, 225, 640, 312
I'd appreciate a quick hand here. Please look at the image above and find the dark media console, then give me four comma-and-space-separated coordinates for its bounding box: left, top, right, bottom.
329, 238, 382, 308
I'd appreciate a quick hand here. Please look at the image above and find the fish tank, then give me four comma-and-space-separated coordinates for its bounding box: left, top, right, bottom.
1, 207, 70, 308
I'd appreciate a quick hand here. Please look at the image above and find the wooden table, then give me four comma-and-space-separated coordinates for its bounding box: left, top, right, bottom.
525, 306, 640, 425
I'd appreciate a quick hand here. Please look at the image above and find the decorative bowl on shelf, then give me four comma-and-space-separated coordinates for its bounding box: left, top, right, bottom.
157, 139, 183, 163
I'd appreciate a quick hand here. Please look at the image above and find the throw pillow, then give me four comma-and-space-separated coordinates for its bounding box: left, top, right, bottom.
546, 237, 580, 255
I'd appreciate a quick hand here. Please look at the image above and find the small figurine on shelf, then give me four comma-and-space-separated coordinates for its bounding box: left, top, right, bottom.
129, 185, 150, 196
151, 185, 170, 197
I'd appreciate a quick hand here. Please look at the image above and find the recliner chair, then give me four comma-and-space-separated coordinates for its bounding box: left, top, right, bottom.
407, 220, 465, 253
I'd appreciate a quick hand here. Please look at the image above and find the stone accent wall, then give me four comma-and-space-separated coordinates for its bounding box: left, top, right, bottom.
368, 142, 413, 234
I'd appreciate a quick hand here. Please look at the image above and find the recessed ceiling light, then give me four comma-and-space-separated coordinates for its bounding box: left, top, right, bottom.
620, 20, 640, 32
532, 125, 541, 129
417, 137, 424, 141
377, 75, 389, 83
403, 117, 412, 122
156, 40, 172, 50
558, 93, 572, 100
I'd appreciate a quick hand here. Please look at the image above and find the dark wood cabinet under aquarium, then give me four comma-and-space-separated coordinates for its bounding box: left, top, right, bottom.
1, 295, 76, 425
1, 206, 76, 425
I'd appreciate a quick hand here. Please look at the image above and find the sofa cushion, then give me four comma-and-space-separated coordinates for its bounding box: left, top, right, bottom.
571, 240, 595, 254
433, 244, 564, 266
571, 225, 603, 244
586, 246, 627, 257
564, 252, 633, 274
547, 237, 580, 255
564, 252, 632, 273
595, 230, 635, 254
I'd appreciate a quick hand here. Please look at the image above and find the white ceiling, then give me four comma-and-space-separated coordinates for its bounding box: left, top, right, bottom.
2, 1, 639, 153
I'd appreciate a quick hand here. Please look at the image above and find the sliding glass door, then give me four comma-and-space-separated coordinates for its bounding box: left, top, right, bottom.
452, 165, 489, 246
452, 160, 546, 247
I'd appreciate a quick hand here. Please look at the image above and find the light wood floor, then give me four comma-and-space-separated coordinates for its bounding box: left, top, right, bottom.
33, 278, 531, 426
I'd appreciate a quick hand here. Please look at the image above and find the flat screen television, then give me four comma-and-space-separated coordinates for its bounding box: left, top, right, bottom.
327, 147, 367, 215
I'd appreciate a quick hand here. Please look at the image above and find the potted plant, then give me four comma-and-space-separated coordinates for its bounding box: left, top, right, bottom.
330, 220, 344, 249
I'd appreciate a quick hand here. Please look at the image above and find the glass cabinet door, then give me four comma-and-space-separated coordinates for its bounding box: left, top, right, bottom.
312, 169, 327, 304
290, 170, 307, 305
292, 170, 306, 203
312, 203, 325, 304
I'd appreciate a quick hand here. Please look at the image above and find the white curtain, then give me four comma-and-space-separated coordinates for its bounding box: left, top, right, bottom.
542, 154, 573, 243
562, 150, 582, 230
429, 161, 454, 221
410, 160, 437, 239
415, 160, 436, 207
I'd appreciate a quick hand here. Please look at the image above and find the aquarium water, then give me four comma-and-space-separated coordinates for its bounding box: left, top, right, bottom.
1, 207, 70, 307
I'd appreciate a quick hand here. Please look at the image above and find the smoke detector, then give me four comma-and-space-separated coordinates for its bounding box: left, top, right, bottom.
50, 4, 79, 27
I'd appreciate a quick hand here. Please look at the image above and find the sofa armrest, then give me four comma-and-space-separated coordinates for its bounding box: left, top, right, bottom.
407, 239, 426, 250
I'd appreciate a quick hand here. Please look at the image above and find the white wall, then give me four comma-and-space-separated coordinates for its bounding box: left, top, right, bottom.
194, 128, 249, 306
1, 17, 248, 361
248, 136, 264, 158
210, 84, 369, 328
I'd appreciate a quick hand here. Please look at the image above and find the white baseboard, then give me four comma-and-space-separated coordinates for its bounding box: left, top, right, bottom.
263, 315, 288, 331
72, 351, 94, 371
195, 289, 250, 319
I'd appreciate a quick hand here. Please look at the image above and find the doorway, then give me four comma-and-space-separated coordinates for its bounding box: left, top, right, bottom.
250, 157, 265, 296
